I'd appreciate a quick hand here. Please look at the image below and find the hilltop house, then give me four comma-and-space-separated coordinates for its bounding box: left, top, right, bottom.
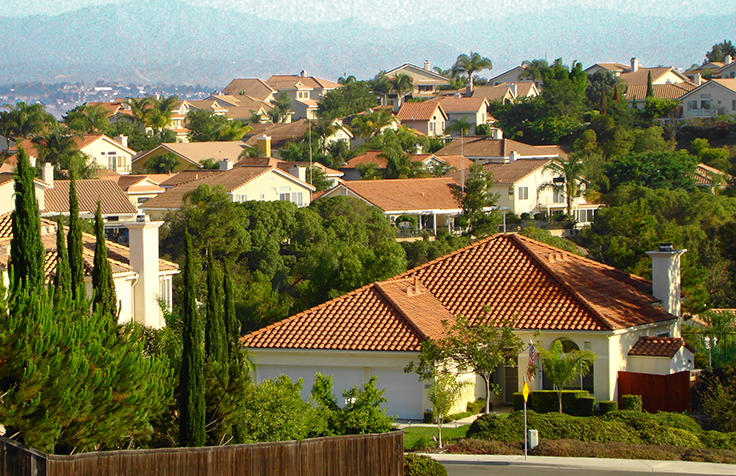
679, 79, 736, 119
242, 234, 687, 419
435, 132, 566, 164
470, 82, 539, 104
432, 97, 490, 136
396, 102, 447, 137
383, 63, 452, 104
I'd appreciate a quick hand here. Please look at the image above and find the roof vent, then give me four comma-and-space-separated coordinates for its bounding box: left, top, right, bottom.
658, 242, 674, 252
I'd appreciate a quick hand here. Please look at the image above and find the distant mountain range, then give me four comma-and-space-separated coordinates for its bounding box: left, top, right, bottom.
0, 1, 733, 88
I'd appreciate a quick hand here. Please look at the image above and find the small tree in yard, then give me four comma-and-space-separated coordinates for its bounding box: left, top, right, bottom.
538, 339, 596, 413
406, 316, 523, 414
451, 164, 500, 238
428, 371, 471, 448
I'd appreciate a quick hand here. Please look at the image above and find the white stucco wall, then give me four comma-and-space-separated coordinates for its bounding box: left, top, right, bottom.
230, 172, 313, 206
682, 82, 736, 118
83, 138, 135, 173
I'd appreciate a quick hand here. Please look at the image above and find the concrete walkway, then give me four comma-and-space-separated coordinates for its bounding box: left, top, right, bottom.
425, 454, 736, 475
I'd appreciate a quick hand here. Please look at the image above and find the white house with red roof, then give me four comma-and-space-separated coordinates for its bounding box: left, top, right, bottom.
396, 102, 447, 137
433, 97, 490, 136
242, 234, 688, 419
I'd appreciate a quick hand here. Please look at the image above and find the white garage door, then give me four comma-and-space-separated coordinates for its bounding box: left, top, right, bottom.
371, 367, 424, 420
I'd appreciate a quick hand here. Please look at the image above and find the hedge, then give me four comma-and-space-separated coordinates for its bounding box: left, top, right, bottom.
599, 401, 618, 415
466, 410, 736, 450
513, 390, 595, 416
404, 453, 447, 476
620, 394, 643, 411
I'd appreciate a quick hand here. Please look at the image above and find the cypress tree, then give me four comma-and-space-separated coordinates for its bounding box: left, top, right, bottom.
54, 215, 71, 293
67, 171, 85, 300
179, 230, 205, 447
91, 201, 118, 321
205, 250, 227, 363
223, 263, 240, 359
646, 71, 654, 98
10, 146, 45, 290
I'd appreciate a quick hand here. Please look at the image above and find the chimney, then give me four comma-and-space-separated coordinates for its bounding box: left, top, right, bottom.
42, 162, 54, 187
646, 243, 687, 319
256, 135, 272, 158
491, 128, 503, 140
466, 82, 473, 96
509, 83, 517, 97
693, 73, 702, 86
726, 55, 733, 65
300, 70, 308, 78
126, 216, 165, 329
219, 158, 233, 171
508, 151, 519, 163
424, 60, 430, 71
114, 134, 128, 149
630, 57, 639, 73
288, 165, 307, 182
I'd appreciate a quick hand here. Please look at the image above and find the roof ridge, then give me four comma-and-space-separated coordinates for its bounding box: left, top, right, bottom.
509, 234, 629, 330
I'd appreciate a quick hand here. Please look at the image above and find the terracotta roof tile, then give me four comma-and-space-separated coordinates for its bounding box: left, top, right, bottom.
328, 177, 461, 212
626, 82, 696, 100
628, 336, 686, 357
436, 137, 566, 160
619, 67, 687, 85
243, 234, 675, 352
396, 102, 445, 122
436, 97, 487, 113
44, 180, 138, 215
480, 159, 551, 184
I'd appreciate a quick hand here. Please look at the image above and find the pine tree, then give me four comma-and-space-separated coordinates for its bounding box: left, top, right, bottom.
205, 250, 227, 363
53, 215, 71, 293
10, 146, 45, 289
179, 230, 206, 447
67, 171, 85, 300
91, 201, 118, 321
646, 71, 654, 98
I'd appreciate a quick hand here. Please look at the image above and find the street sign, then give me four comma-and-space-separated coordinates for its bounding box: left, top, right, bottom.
523, 381, 530, 403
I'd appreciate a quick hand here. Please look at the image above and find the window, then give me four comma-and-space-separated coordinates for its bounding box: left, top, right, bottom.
732, 100, 736, 111
260, 193, 265, 200
418, 85, 433, 92
292, 192, 303, 206
159, 277, 172, 311
518, 187, 529, 200
577, 209, 595, 223
553, 188, 565, 204
137, 197, 150, 204
701, 100, 711, 110
233, 194, 247, 203
279, 192, 291, 202
688, 100, 698, 110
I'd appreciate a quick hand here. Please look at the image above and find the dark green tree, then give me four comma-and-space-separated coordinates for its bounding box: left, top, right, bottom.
452, 52, 493, 89
269, 92, 293, 123
179, 230, 206, 447
205, 250, 227, 363
0, 101, 54, 140
53, 216, 71, 293
605, 150, 697, 191
63, 103, 111, 134
705, 40, 736, 63
67, 172, 85, 300
317, 81, 377, 119
646, 71, 654, 98
91, 201, 118, 320
452, 164, 500, 238
10, 146, 45, 289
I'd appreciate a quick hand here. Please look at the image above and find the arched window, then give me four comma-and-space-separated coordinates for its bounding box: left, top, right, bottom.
542, 338, 594, 393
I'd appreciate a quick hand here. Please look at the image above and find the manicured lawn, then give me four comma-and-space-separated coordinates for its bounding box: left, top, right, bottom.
403, 425, 470, 450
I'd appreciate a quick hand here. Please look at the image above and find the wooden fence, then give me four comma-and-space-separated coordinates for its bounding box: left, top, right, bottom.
617, 370, 692, 413
0, 430, 404, 476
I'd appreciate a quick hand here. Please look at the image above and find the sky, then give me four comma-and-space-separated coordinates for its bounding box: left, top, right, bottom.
4, 0, 736, 24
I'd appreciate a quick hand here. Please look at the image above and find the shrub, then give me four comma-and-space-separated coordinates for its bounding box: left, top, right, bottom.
467, 413, 522, 442
699, 431, 736, 450
575, 397, 596, 417
423, 412, 433, 424
652, 412, 703, 434
520, 213, 532, 220
445, 411, 474, 422
534, 212, 547, 221
411, 436, 434, 452
447, 438, 520, 455
404, 453, 447, 476
513, 390, 591, 415
599, 401, 618, 415
467, 398, 487, 414
620, 394, 643, 411
701, 374, 736, 432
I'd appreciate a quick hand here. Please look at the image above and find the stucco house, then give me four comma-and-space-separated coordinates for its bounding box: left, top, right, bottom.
471, 82, 539, 104
584, 62, 631, 77
625, 83, 697, 110
12, 134, 136, 174
242, 120, 353, 159
132, 141, 248, 173
396, 102, 447, 137
488, 64, 530, 86
433, 97, 490, 136
618, 58, 689, 86
435, 132, 566, 164
383, 62, 452, 102
265, 73, 341, 120
139, 162, 316, 220
718, 58, 736, 79
242, 234, 686, 419
679, 79, 736, 119
339, 150, 472, 181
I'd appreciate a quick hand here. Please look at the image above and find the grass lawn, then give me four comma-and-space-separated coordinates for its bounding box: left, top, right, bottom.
403, 425, 470, 450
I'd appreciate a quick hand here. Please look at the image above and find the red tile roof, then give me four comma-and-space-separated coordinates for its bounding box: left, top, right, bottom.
626, 82, 696, 100
327, 177, 462, 212
481, 159, 551, 184
628, 336, 687, 358
243, 234, 675, 352
396, 102, 445, 122
44, 180, 138, 215
436, 137, 566, 160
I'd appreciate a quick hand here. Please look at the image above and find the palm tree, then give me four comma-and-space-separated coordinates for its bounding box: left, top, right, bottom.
338, 75, 357, 85
0, 101, 55, 140
351, 109, 396, 139
217, 120, 251, 141
538, 340, 596, 413
31, 123, 82, 170
269, 92, 292, 124
445, 117, 472, 137
126, 97, 154, 127
63, 103, 111, 134
519, 59, 549, 83
387, 73, 413, 108
148, 95, 180, 134
538, 155, 586, 218
452, 52, 493, 89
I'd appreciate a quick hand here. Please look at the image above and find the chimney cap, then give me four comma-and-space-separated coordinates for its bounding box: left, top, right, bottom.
658, 242, 673, 252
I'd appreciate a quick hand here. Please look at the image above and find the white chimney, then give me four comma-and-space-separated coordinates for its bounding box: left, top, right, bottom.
300, 70, 308, 78
126, 216, 165, 329
509, 83, 517, 97
114, 135, 128, 149
508, 151, 519, 162
219, 158, 233, 171
42, 162, 54, 187
491, 128, 503, 140
288, 165, 307, 183
726, 55, 733, 65
424, 60, 430, 71
646, 243, 686, 319
630, 57, 639, 73
693, 73, 702, 86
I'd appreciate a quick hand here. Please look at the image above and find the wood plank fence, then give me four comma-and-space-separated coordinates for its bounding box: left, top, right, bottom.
0, 430, 404, 476
618, 370, 692, 413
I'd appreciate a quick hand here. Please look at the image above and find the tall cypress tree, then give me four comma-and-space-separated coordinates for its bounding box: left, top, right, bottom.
223, 263, 240, 359
205, 250, 227, 363
91, 202, 117, 321
179, 230, 205, 447
646, 71, 654, 98
67, 171, 85, 300
10, 146, 45, 290
54, 215, 71, 293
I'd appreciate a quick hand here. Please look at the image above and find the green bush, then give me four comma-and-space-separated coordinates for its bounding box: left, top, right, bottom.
467, 413, 523, 442
404, 453, 447, 476
620, 394, 643, 411
445, 411, 474, 422
423, 412, 433, 424
700, 431, 736, 450
576, 397, 596, 417
411, 436, 434, 452
599, 401, 618, 415
467, 399, 487, 414
513, 390, 591, 415
521, 213, 532, 220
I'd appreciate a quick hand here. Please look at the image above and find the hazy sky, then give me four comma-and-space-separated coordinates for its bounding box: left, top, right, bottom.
5, 0, 736, 24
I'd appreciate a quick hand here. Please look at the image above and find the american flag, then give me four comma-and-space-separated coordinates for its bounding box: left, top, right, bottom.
528, 342, 536, 381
